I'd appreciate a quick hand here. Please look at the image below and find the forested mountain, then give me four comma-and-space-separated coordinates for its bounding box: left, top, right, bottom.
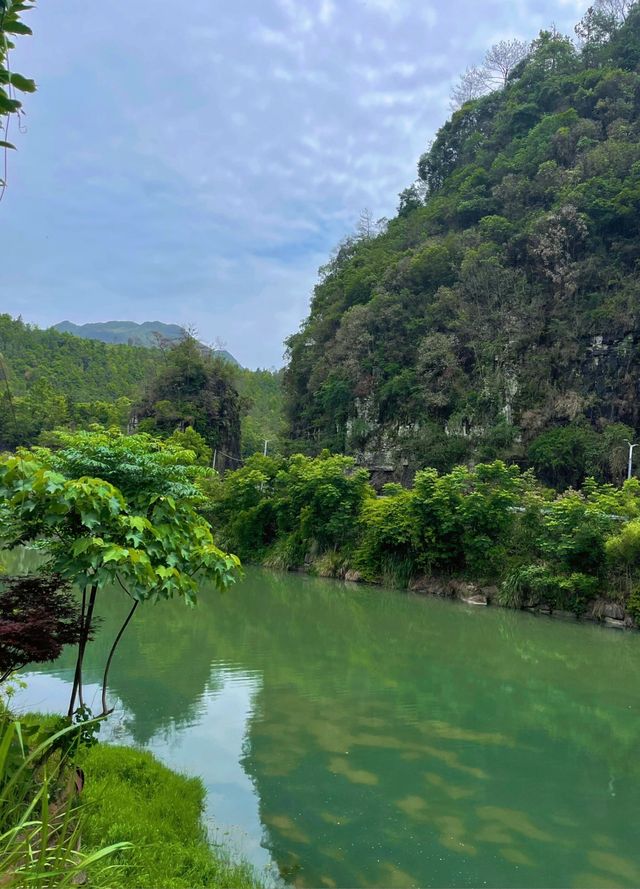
0, 314, 283, 455
0, 314, 158, 401
53, 320, 239, 365
285, 4, 640, 487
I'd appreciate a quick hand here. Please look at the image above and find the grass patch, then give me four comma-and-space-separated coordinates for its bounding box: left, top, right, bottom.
78, 744, 263, 889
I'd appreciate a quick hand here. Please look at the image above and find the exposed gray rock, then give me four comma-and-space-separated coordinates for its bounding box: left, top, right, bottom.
602, 602, 626, 620
480, 585, 499, 603
344, 569, 363, 583
604, 617, 626, 630
551, 610, 577, 622
462, 594, 488, 606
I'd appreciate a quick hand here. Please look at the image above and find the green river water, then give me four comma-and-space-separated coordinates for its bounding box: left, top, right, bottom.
11, 559, 640, 888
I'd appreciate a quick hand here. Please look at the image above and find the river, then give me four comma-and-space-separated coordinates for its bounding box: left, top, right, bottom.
11, 561, 640, 888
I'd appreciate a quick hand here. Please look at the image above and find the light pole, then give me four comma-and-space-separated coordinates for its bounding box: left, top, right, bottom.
624, 439, 638, 481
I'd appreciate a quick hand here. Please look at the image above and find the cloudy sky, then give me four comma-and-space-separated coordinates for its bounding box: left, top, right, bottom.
3, 0, 586, 367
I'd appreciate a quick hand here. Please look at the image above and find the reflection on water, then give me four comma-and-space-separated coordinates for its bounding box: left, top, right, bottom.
11, 557, 640, 888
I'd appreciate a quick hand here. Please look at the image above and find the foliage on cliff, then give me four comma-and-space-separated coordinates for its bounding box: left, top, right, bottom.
284, 5, 640, 483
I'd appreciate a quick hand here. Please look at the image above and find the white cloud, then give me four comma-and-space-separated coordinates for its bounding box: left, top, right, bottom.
276, 0, 315, 32
319, 0, 337, 26
361, 0, 437, 24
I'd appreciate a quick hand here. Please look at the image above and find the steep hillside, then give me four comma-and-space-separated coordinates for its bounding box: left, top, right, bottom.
0, 314, 283, 454
285, 5, 640, 486
0, 314, 158, 401
53, 320, 239, 365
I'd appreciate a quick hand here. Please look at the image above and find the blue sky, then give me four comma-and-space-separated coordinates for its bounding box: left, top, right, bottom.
3, 0, 587, 367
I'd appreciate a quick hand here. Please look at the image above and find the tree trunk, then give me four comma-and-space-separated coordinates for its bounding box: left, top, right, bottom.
67, 585, 97, 718
101, 599, 138, 716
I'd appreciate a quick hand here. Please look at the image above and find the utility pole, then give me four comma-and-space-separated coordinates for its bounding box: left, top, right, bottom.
263, 440, 269, 457
212, 448, 217, 472
624, 439, 638, 481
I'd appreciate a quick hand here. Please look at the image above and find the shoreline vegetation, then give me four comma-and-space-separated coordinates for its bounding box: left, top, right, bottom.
208, 453, 640, 631
78, 743, 264, 889
286, 562, 636, 629
0, 708, 264, 889
3, 427, 639, 883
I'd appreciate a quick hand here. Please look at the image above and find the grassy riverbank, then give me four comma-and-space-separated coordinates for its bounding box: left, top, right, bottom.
0, 706, 262, 889
79, 743, 262, 889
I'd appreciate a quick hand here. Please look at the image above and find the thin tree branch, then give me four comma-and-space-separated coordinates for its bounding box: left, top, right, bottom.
115, 573, 134, 600
101, 599, 139, 717
67, 587, 87, 718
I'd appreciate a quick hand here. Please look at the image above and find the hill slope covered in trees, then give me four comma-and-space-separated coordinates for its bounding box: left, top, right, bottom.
0, 315, 283, 455
53, 320, 239, 365
284, 3, 640, 488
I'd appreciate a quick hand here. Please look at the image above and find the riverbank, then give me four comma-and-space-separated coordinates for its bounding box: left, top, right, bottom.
79, 743, 262, 889
0, 705, 263, 889
283, 560, 638, 631
209, 455, 640, 629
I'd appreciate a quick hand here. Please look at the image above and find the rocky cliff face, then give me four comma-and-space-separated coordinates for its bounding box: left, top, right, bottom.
344, 332, 640, 483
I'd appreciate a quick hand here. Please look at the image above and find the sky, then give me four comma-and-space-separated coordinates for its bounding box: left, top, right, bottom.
2, 0, 588, 368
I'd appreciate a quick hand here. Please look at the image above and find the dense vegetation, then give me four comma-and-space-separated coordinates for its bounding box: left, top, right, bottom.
135, 336, 245, 465
208, 452, 640, 619
0, 314, 284, 455
0, 428, 240, 717
0, 313, 158, 399
285, 4, 640, 486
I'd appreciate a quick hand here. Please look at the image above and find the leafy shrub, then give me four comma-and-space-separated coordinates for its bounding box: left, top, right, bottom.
627, 588, 640, 624
209, 452, 372, 562
500, 564, 598, 614
355, 488, 417, 583
313, 550, 348, 578
0, 575, 84, 682
0, 715, 128, 888
538, 493, 613, 575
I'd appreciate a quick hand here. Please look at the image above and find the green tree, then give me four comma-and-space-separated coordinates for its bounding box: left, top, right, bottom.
0, 430, 240, 717
529, 425, 601, 489
274, 452, 372, 554
166, 426, 213, 467
137, 336, 246, 471
206, 454, 284, 560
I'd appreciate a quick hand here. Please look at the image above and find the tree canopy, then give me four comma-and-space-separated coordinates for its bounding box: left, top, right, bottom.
0, 429, 240, 715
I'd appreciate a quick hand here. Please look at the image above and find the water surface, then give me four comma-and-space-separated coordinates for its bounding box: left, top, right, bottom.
12, 562, 640, 888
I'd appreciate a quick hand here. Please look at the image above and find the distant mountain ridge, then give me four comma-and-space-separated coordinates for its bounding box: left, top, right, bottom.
53, 320, 239, 365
